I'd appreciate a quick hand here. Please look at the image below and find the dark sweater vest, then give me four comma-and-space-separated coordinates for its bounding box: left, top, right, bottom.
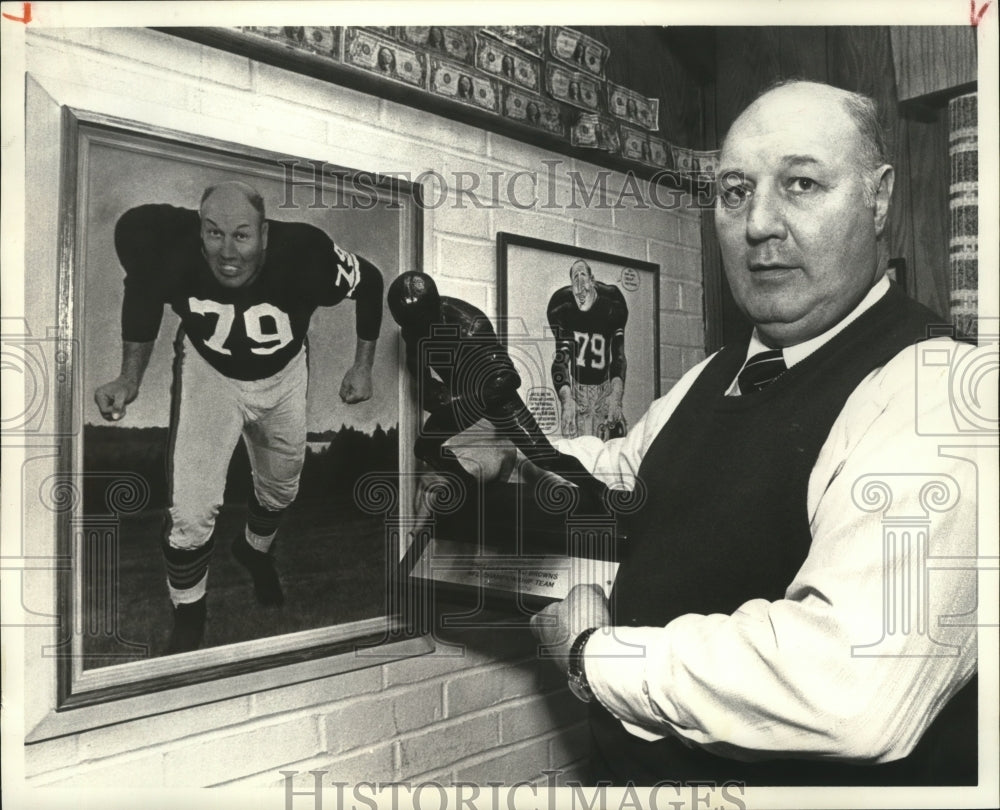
590, 284, 977, 785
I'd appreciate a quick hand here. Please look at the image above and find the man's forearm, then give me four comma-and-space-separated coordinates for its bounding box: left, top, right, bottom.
121, 340, 155, 386
353, 337, 377, 369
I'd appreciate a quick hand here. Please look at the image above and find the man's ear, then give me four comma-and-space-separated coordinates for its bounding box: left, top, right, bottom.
260, 220, 269, 250
873, 164, 894, 237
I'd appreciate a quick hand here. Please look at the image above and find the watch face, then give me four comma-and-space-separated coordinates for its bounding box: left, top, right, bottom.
568, 674, 593, 703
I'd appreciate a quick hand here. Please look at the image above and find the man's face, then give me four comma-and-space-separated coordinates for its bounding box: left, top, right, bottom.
570, 262, 597, 311
200, 187, 268, 289
715, 84, 892, 348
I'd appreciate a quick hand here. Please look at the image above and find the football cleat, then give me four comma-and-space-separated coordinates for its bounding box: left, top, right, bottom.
232, 534, 285, 607
166, 597, 207, 654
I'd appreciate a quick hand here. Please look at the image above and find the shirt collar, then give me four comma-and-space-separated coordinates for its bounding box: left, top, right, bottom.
744, 275, 891, 369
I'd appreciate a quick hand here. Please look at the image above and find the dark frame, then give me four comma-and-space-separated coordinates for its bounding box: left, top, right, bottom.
497, 232, 662, 423
50, 107, 427, 713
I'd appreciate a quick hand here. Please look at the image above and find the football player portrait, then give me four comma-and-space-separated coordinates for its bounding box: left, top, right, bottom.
93, 180, 384, 653
547, 260, 629, 440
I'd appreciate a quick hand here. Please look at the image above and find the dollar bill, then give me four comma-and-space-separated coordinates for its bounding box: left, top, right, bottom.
429, 57, 499, 112
344, 28, 427, 88
690, 149, 720, 175
607, 81, 660, 131
399, 26, 475, 63
482, 26, 545, 56
548, 26, 609, 76
648, 136, 669, 168
236, 26, 341, 58
571, 113, 620, 151
474, 34, 540, 92
545, 63, 601, 112
670, 144, 694, 172
501, 87, 564, 137
620, 125, 650, 162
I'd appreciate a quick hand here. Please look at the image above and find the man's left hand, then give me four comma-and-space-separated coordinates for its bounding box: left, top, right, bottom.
530, 583, 611, 674
340, 363, 373, 403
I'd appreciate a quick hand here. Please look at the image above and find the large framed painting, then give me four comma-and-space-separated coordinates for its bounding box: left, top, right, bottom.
51, 108, 424, 710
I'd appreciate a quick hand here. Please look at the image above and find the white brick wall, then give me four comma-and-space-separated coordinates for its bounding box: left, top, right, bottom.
20, 26, 704, 789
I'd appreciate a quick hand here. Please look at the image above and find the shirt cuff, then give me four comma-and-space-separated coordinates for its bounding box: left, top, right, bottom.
584, 625, 668, 742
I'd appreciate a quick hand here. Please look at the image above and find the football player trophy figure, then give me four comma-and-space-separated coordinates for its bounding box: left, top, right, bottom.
387, 271, 607, 506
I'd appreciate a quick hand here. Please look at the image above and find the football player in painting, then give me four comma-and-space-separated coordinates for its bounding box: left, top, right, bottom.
94, 181, 384, 652
547, 260, 629, 440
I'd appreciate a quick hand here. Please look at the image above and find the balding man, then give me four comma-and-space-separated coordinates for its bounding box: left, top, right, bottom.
531, 81, 982, 785
95, 181, 384, 653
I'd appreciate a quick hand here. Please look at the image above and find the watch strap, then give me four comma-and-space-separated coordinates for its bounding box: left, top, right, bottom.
567, 627, 598, 702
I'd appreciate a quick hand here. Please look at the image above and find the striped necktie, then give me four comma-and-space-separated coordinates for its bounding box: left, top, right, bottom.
737, 349, 787, 394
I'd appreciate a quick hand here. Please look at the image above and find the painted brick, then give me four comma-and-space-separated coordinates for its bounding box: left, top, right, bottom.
647, 240, 700, 279
677, 214, 703, 248
24, 735, 79, 779
659, 345, 685, 381
573, 226, 646, 264
661, 313, 702, 347
254, 62, 380, 124
28, 46, 195, 113
162, 716, 321, 786
324, 683, 442, 755
215, 756, 333, 788
90, 29, 253, 90
548, 721, 590, 769
397, 714, 499, 778
445, 661, 542, 718
78, 695, 253, 761
613, 198, 681, 243
435, 235, 495, 282
682, 346, 707, 372
499, 691, 585, 744
32, 750, 165, 788
323, 744, 396, 784
432, 198, 492, 239
453, 738, 550, 784
433, 278, 493, 317
679, 281, 704, 316
487, 131, 568, 174
250, 666, 382, 717
491, 206, 575, 246
381, 99, 488, 156
192, 88, 328, 144
660, 280, 683, 311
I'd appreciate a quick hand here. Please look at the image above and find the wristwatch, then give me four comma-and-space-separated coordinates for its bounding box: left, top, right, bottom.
567, 627, 599, 703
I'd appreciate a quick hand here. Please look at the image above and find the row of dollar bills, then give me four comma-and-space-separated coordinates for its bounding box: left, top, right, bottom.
236, 26, 718, 174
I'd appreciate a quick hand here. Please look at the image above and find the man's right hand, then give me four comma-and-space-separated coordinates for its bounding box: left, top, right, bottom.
560, 396, 578, 438
94, 377, 139, 421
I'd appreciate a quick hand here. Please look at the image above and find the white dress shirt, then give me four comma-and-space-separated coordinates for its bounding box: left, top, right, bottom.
560, 278, 988, 763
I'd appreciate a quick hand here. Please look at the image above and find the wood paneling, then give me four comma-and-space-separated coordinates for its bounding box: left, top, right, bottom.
890, 26, 976, 103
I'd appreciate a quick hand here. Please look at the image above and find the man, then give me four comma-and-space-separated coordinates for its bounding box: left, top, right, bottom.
94, 181, 383, 653
387, 271, 603, 500
531, 81, 982, 785
547, 260, 629, 440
